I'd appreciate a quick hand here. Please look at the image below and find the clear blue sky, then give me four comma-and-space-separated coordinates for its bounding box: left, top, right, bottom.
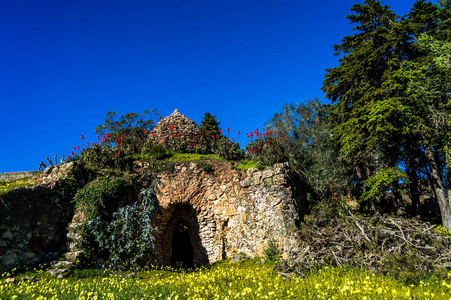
1, 0, 420, 172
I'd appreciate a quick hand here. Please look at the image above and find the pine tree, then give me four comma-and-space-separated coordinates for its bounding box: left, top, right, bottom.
200, 112, 221, 151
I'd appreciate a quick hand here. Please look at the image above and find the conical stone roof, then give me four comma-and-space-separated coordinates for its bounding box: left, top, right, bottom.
149, 109, 200, 149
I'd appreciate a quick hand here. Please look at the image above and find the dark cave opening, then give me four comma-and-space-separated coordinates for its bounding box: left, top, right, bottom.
170, 220, 194, 268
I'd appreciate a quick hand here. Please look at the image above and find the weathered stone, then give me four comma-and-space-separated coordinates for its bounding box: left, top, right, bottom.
23, 251, 36, 258
229, 254, 249, 263
148, 109, 200, 150
2, 231, 13, 239
2, 251, 18, 266
48, 268, 69, 278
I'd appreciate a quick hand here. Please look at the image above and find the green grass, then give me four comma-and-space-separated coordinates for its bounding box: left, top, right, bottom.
1, 261, 450, 299
0, 176, 39, 194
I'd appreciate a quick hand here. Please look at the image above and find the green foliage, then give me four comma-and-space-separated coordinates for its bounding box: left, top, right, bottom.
0, 177, 38, 194
148, 144, 170, 160
267, 99, 350, 200
3, 262, 451, 299
95, 109, 161, 147
86, 187, 159, 270
245, 134, 288, 167
235, 159, 264, 171
361, 167, 410, 202
73, 177, 130, 220
200, 112, 221, 150
263, 238, 281, 261
212, 136, 243, 161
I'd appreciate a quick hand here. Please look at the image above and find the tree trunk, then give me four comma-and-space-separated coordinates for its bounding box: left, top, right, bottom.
406, 162, 420, 215
424, 146, 451, 230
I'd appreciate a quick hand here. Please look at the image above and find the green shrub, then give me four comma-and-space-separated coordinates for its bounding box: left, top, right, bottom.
264, 238, 281, 261
86, 187, 159, 270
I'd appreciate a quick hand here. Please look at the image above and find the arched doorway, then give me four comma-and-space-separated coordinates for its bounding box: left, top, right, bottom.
161, 203, 208, 267
171, 220, 194, 268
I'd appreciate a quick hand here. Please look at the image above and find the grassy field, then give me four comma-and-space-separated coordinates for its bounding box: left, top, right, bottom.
1, 260, 450, 299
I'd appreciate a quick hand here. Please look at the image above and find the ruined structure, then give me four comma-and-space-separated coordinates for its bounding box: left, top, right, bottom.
0, 110, 303, 272
148, 109, 200, 150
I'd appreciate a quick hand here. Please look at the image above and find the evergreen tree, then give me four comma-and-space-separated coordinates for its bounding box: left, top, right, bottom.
200, 112, 221, 150
322, 0, 448, 216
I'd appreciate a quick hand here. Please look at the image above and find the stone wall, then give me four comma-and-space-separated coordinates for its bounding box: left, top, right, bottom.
1, 159, 304, 271
151, 161, 303, 265
0, 164, 79, 273
0, 171, 40, 182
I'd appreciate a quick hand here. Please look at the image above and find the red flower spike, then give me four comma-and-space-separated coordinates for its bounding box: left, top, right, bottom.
194, 143, 196, 147
77, 145, 80, 149
199, 129, 202, 134
81, 135, 84, 140
136, 144, 139, 147
73, 147, 77, 150
238, 131, 240, 135
87, 142, 89, 147
232, 138, 235, 142
67, 155, 70, 159
227, 127, 230, 132
71, 151, 75, 155
247, 133, 249, 138
115, 153, 117, 157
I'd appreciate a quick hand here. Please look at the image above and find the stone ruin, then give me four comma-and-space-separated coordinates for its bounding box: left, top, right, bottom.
0, 109, 303, 272
148, 109, 200, 150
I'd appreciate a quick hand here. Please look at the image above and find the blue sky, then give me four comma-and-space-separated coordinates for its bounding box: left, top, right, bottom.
1, 0, 419, 172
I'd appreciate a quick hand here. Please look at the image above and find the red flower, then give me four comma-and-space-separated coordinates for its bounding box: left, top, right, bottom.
152, 133, 155, 137
87, 142, 89, 147
232, 138, 235, 142
227, 127, 230, 132
144, 130, 148, 134
194, 143, 196, 147
212, 134, 215, 139
98, 136, 100, 140
199, 129, 202, 134
118, 150, 121, 154
247, 133, 249, 138
77, 145, 80, 149
67, 155, 70, 159
71, 151, 75, 155
73, 147, 77, 150
238, 131, 240, 135
330, 184, 333, 187
115, 153, 117, 157
81, 135, 84, 140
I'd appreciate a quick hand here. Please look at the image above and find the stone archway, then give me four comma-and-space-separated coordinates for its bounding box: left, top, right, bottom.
171, 220, 193, 268
161, 203, 207, 267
